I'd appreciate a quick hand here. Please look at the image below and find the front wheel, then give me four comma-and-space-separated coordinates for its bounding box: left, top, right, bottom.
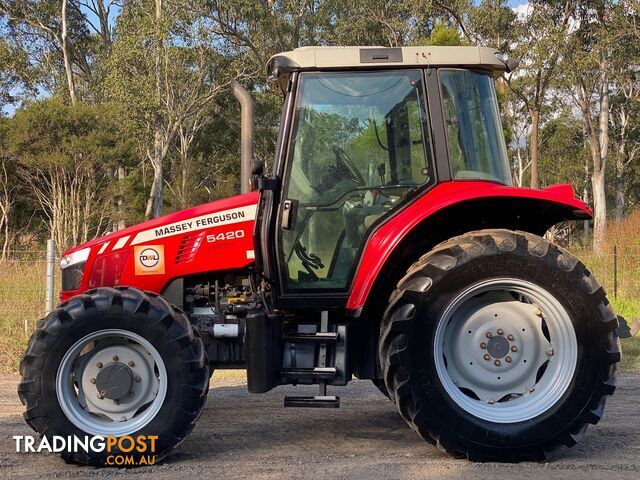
19, 287, 209, 466
379, 230, 620, 462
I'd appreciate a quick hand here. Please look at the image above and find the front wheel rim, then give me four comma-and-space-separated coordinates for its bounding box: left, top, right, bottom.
433, 278, 577, 423
56, 329, 168, 436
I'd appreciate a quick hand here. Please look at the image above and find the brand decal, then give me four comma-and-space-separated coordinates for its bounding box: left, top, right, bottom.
134, 245, 165, 275
206, 229, 246, 243
130, 205, 257, 245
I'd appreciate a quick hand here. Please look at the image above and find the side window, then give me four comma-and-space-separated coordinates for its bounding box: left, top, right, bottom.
439, 69, 512, 184
280, 70, 434, 291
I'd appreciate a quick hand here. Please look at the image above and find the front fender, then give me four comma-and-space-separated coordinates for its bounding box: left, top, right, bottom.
346, 181, 591, 313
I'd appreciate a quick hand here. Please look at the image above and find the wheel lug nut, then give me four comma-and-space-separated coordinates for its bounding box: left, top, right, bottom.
90, 378, 96, 384
494, 359, 501, 367
114, 399, 120, 405
497, 328, 504, 335
485, 332, 493, 338
507, 334, 514, 341
112, 355, 119, 361
480, 342, 487, 349
511, 346, 518, 352
128, 361, 135, 367
96, 362, 102, 368
483, 354, 491, 361
546, 347, 554, 356
135, 376, 141, 383
505, 356, 512, 363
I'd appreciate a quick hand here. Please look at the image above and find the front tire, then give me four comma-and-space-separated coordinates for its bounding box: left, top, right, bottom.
379, 230, 620, 462
19, 287, 209, 466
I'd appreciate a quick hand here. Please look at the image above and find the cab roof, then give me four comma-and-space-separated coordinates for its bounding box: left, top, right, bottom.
266, 46, 509, 94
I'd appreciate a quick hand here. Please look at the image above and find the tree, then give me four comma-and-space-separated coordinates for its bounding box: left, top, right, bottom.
565, 1, 615, 253
107, 0, 230, 218
5, 99, 134, 250
504, 1, 574, 189
609, 4, 640, 220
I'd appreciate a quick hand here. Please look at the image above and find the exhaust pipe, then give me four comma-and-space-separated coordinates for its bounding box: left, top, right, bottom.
231, 79, 254, 194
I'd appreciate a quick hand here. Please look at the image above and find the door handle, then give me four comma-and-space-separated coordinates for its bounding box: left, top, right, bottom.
281, 199, 296, 230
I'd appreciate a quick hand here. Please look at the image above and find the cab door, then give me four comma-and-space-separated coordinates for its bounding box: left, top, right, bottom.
274, 69, 435, 304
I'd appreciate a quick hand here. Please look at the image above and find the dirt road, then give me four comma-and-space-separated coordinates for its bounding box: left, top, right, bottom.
0, 373, 638, 479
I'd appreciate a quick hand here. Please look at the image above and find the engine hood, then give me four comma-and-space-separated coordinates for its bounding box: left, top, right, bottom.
64, 191, 260, 256
59, 191, 260, 300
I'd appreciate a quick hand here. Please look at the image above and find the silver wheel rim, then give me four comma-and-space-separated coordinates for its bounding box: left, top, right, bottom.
56, 329, 168, 436
433, 278, 577, 423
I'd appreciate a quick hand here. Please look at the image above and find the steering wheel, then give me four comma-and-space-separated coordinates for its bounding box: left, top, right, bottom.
332, 145, 366, 186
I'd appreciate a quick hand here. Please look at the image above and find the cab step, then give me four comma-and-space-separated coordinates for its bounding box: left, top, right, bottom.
284, 395, 340, 408
282, 367, 337, 380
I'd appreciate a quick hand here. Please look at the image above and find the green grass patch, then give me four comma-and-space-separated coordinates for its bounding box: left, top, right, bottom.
0, 259, 54, 373
610, 298, 640, 372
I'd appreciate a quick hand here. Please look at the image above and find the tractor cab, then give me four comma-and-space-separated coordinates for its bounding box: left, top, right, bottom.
257, 46, 514, 305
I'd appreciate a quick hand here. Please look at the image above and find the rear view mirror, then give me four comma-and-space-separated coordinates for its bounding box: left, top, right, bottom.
251, 159, 264, 176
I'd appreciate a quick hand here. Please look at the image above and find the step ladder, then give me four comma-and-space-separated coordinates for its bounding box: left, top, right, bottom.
283, 311, 340, 408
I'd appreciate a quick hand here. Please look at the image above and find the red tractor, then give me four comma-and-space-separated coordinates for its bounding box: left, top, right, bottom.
20, 46, 620, 465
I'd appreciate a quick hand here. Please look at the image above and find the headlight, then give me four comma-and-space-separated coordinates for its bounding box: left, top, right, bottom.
60, 247, 90, 269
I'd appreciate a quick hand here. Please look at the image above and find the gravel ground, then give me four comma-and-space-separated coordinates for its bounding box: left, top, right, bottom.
0, 373, 638, 479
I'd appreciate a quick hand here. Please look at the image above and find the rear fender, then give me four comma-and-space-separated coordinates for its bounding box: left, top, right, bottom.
347, 182, 591, 314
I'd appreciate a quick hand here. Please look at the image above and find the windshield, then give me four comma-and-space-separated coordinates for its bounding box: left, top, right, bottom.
439, 69, 512, 184
281, 70, 433, 291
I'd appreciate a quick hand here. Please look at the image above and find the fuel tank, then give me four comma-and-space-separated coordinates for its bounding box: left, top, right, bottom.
59, 191, 259, 301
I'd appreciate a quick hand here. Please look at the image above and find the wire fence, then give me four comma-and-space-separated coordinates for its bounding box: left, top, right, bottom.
572, 247, 640, 302
0, 250, 60, 335
0, 244, 638, 326
0, 242, 638, 373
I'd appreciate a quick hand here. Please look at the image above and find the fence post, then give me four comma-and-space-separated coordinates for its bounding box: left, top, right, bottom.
45, 239, 56, 314
613, 245, 618, 300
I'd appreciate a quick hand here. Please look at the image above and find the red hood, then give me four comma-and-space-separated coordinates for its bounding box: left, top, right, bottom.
64, 191, 260, 256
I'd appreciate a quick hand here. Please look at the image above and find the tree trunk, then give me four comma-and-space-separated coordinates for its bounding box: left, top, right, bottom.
529, 108, 540, 189
145, 127, 164, 219
615, 151, 625, 221
582, 145, 590, 246
116, 165, 126, 230
591, 168, 607, 253
61, 0, 76, 105
96, 0, 112, 54
145, 0, 163, 219
592, 67, 610, 253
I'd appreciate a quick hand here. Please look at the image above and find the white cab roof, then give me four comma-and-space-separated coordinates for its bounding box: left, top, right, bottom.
266, 46, 508, 93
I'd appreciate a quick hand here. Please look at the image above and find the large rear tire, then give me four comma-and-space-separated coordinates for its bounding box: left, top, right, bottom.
379, 230, 620, 462
19, 287, 209, 466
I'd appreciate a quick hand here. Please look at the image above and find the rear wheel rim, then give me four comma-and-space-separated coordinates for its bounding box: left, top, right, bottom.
433, 278, 577, 423
56, 329, 167, 436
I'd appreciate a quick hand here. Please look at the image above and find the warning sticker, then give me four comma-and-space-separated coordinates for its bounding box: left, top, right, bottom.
134, 245, 165, 276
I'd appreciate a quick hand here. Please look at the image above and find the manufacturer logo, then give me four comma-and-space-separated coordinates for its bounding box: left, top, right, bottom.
139, 248, 160, 267
134, 245, 165, 275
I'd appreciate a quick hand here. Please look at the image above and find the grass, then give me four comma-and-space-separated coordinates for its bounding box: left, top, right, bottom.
0, 244, 639, 374
611, 298, 640, 372
0, 258, 53, 374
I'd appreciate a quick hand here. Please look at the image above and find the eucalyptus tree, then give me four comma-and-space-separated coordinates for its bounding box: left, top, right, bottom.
503, 1, 574, 189
563, 0, 618, 252
107, 0, 233, 218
